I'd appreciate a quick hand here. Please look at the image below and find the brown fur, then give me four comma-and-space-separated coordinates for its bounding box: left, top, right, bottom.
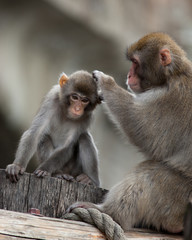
68, 33, 192, 233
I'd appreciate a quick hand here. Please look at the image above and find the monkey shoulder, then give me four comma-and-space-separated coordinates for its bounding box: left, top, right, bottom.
45, 84, 60, 100
35, 85, 60, 117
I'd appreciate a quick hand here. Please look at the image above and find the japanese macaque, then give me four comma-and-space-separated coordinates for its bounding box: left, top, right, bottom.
67, 33, 192, 233
6, 70, 101, 186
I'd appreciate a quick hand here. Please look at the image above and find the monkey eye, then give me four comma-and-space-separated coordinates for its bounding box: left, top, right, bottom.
70, 94, 79, 101
81, 97, 89, 104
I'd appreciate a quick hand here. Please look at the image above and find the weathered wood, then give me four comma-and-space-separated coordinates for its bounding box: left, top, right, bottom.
0, 209, 182, 240
0, 169, 107, 217
0, 169, 183, 239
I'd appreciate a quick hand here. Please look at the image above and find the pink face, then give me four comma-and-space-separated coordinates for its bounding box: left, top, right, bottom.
126, 56, 141, 93
68, 93, 90, 119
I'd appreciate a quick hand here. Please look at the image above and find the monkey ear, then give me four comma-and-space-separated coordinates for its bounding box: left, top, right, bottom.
160, 49, 172, 66
59, 73, 69, 87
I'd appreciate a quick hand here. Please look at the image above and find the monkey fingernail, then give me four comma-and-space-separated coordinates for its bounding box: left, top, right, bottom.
12, 176, 18, 183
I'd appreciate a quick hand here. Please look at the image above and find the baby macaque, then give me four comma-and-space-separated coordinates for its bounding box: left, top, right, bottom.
6, 70, 101, 186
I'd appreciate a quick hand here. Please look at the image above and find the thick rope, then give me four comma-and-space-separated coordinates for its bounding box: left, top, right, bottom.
63, 208, 126, 240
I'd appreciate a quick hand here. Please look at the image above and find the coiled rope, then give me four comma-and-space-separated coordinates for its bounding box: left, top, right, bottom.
63, 207, 126, 240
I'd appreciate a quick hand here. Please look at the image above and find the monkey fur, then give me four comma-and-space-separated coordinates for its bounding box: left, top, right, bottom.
6, 70, 101, 186
68, 33, 192, 233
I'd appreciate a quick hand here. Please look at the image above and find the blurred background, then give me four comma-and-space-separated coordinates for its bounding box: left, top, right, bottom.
0, 0, 192, 189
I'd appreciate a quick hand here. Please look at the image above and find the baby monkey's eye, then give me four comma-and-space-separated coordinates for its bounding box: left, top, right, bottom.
82, 97, 89, 103
71, 94, 79, 101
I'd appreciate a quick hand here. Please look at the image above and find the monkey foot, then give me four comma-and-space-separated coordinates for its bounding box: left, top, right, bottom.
92, 70, 104, 82
76, 173, 94, 185
34, 169, 51, 178
54, 173, 75, 182
5, 163, 25, 183
165, 226, 183, 234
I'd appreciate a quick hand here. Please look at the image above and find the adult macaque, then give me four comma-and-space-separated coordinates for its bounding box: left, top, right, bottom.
67, 33, 192, 233
6, 70, 101, 186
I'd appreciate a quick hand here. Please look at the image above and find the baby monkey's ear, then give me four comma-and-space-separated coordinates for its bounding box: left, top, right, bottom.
59, 73, 69, 87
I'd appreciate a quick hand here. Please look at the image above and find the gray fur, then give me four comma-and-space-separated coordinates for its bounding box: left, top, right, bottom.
6, 70, 100, 186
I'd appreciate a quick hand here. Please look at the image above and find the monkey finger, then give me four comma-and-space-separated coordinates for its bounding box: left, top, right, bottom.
5, 165, 13, 176
37, 171, 44, 177
35, 169, 50, 178
5, 169, 10, 178
34, 169, 43, 177
9, 173, 19, 183
13, 174, 19, 183
62, 174, 75, 182
76, 175, 85, 182
34, 169, 40, 175
92, 70, 106, 84
76, 174, 93, 185
19, 168, 25, 175
42, 171, 50, 177
81, 178, 93, 185
92, 70, 99, 82
10, 168, 19, 183
5, 171, 14, 182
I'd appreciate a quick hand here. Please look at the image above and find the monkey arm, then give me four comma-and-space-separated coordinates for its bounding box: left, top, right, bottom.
78, 132, 100, 187
93, 71, 192, 167
93, 70, 133, 115
6, 128, 39, 182
36, 134, 54, 163
93, 70, 134, 131
6, 95, 54, 182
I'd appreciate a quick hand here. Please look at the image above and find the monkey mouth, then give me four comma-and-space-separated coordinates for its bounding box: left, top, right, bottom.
127, 83, 139, 93
69, 110, 83, 119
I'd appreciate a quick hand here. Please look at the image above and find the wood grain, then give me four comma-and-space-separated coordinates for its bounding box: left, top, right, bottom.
0, 209, 182, 240
0, 169, 107, 217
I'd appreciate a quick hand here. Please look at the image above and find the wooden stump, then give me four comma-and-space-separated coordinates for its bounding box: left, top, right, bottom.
0, 169, 107, 218
0, 169, 184, 239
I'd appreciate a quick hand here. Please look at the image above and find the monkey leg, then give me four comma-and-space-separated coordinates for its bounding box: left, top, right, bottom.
101, 160, 189, 233
67, 160, 189, 233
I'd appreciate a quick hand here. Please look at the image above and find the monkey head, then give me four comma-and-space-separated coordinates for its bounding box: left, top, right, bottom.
59, 70, 102, 120
126, 32, 188, 93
